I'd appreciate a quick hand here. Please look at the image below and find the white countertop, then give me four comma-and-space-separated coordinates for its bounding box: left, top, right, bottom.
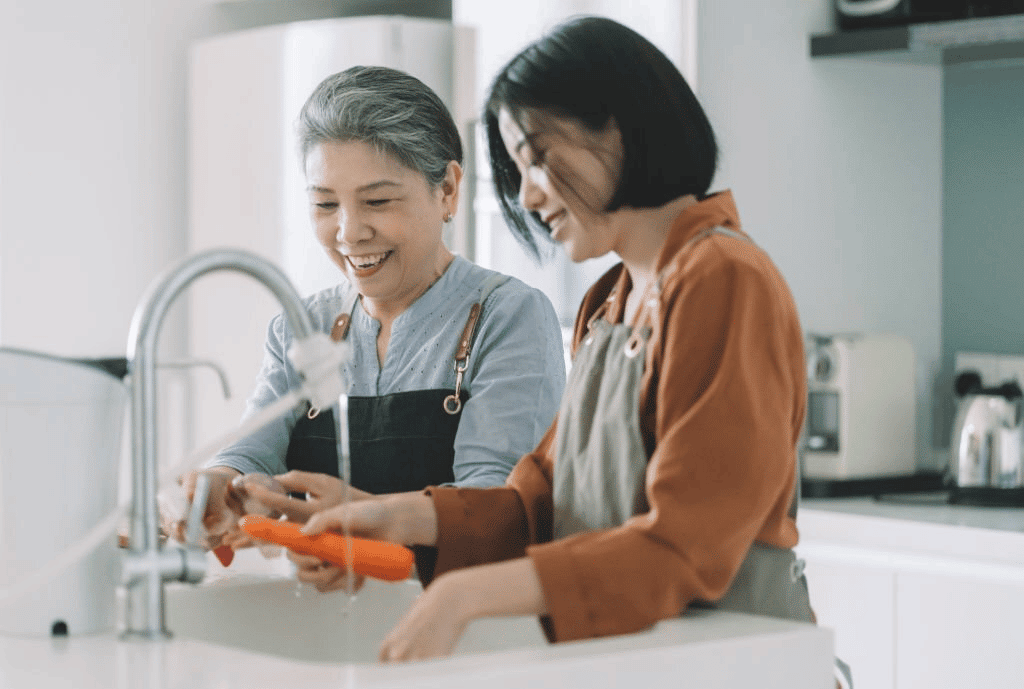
0, 551, 835, 689
0, 602, 832, 689
798, 495, 1024, 569
802, 494, 1024, 532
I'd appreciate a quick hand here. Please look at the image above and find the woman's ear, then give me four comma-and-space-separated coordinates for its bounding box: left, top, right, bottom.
440, 160, 463, 215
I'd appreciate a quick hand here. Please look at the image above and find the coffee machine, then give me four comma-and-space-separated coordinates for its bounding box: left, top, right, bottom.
802, 333, 918, 481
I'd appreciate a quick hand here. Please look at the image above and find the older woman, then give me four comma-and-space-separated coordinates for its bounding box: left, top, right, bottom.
184, 66, 565, 563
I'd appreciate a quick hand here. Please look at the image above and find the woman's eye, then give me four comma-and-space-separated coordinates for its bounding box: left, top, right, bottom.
366, 198, 391, 207
313, 201, 337, 210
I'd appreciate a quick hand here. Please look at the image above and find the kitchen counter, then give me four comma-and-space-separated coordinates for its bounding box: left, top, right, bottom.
0, 551, 834, 689
799, 495, 1024, 569
0, 611, 832, 689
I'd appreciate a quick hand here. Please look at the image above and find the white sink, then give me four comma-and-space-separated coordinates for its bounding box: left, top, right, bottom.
165, 574, 547, 664
155, 551, 835, 688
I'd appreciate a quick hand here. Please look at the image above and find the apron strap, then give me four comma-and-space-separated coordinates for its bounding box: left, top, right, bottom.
444, 274, 509, 415
329, 287, 362, 343
625, 227, 748, 356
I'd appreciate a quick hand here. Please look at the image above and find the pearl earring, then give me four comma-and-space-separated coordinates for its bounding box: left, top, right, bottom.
443, 212, 452, 223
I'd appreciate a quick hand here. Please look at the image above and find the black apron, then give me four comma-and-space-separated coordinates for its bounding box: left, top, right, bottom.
284, 276, 507, 580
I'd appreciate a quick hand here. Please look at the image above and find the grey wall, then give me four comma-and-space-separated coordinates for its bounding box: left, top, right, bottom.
941, 62, 1024, 435
698, 1, 945, 469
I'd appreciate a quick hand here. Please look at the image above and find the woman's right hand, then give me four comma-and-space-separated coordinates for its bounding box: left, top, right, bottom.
174, 466, 243, 547
285, 494, 437, 593
243, 470, 373, 524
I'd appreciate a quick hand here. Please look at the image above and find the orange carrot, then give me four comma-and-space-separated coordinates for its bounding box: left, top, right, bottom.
239, 515, 414, 582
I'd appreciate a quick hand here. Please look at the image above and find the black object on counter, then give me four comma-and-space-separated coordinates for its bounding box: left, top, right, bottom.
73, 356, 129, 380
949, 485, 1024, 507
802, 470, 947, 499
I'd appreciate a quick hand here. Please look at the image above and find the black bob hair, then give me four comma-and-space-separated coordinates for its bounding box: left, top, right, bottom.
484, 15, 718, 260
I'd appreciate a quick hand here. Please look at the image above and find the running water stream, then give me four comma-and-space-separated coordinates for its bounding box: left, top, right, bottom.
332, 393, 357, 662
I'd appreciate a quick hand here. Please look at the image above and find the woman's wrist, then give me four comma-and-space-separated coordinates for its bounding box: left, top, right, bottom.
435, 558, 546, 622
386, 493, 438, 546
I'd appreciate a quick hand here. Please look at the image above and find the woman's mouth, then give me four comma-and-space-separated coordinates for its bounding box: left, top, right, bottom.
346, 251, 393, 277
544, 211, 568, 239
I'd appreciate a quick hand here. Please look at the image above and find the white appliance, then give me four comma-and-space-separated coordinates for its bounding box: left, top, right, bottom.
802, 333, 917, 480
0, 348, 125, 636
186, 16, 475, 448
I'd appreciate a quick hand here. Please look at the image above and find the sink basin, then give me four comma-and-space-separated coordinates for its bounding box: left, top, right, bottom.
159, 551, 835, 688
165, 574, 546, 663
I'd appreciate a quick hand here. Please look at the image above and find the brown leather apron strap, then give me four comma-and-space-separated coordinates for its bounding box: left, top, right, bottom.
443, 274, 509, 415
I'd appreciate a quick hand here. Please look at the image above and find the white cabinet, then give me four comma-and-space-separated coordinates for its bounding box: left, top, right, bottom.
800, 546, 896, 689
896, 569, 1024, 688
798, 502, 1024, 689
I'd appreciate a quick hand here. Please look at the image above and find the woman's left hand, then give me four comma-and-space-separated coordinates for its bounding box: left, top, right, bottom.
378, 558, 548, 662
378, 571, 469, 662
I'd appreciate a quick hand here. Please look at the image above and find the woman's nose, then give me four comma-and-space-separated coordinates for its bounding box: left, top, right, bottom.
517, 167, 546, 211
335, 209, 371, 245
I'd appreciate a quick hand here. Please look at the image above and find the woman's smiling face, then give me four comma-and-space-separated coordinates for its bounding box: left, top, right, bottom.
497, 107, 623, 264
306, 140, 458, 311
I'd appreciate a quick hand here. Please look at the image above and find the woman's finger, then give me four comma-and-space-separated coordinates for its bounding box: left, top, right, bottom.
300, 506, 344, 536
245, 483, 316, 523
274, 470, 332, 496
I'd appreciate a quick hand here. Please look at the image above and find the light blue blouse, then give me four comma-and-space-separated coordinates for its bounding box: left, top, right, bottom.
208, 256, 566, 488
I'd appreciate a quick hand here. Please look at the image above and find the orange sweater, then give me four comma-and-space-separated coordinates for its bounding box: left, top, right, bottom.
426, 190, 807, 642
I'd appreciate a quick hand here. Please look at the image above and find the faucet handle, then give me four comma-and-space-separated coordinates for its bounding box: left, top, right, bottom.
184, 473, 212, 548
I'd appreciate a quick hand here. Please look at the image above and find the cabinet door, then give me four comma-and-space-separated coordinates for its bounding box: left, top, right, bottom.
896, 568, 1024, 689
799, 545, 897, 689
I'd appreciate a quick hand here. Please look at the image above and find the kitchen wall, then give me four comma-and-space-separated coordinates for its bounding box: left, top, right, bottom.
0, 0, 448, 358
0, 0, 450, 487
0, 0, 948, 472
697, 1, 945, 468
941, 62, 1024, 437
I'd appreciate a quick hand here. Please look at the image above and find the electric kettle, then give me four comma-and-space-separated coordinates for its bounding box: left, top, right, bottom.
948, 371, 1024, 505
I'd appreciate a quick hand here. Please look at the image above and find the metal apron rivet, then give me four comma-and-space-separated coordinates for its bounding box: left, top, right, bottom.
790, 558, 806, 582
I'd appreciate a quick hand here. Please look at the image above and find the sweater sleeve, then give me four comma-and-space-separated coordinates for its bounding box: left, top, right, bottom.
427, 422, 557, 575
527, 240, 805, 642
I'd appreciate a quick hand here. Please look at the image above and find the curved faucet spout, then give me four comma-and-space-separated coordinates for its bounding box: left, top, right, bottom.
122, 248, 315, 639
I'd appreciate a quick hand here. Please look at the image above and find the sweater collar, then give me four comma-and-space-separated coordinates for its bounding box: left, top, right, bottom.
653, 190, 743, 275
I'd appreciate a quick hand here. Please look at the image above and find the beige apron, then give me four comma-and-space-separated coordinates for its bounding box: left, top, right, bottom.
551, 227, 816, 625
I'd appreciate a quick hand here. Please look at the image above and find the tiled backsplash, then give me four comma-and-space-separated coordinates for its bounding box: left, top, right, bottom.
954, 352, 1024, 389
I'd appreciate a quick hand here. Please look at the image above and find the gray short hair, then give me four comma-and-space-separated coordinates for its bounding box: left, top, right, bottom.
297, 66, 462, 187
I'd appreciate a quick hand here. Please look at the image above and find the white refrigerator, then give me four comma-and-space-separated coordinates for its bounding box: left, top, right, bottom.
186, 16, 476, 449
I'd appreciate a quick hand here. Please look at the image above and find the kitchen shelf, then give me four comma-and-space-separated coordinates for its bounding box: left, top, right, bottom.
810, 13, 1024, 65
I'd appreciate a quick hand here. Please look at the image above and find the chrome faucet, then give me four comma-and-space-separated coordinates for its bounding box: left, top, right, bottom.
120, 248, 316, 639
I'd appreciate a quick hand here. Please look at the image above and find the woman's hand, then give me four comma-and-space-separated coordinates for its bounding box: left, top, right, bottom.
287, 550, 367, 593
243, 470, 373, 524
378, 570, 470, 661
174, 466, 243, 546
278, 493, 438, 594
301, 493, 437, 546
378, 558, 547, 662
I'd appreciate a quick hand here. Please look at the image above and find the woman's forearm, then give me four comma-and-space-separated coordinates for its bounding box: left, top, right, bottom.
445, 557, 547, 619
378, 555, 546, 662
388, 492, 439, 546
